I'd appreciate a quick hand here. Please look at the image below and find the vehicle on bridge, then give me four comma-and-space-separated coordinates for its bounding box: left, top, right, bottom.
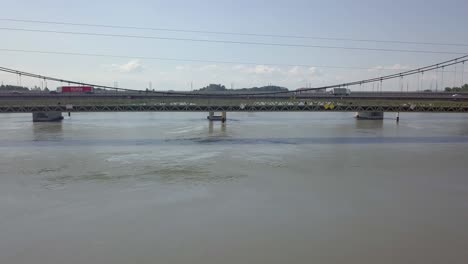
332, 88, 351, 96
56, 86, 94, 94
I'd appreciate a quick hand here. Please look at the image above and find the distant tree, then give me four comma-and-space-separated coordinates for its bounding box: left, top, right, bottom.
196, 84, 288, 92
43, 87, 49, 92
445, 84, 468, 92
197, 84, 226, 92
0, 84, 30, 91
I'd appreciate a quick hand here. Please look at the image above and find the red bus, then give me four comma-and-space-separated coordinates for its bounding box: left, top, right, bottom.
57, 86, 94, 93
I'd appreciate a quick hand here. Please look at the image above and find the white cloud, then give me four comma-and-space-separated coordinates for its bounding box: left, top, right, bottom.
288, 66, 301, 75
198, 64, 218, 71
120, 60, 144, 73
107, 60, 144, 73
288, 66, 321, 76
250, 65, 279, 74
232, 64, 246, 70
368, 64, 410, 72
308, 67, 321, 75
232, 64, 280, 74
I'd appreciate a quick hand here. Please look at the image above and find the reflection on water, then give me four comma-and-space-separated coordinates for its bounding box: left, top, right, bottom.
221, 123, 226, 133
354, 119, 384, 130
208, 121, 213, 134
208, 121, 227, 135
32, 122, 64, 141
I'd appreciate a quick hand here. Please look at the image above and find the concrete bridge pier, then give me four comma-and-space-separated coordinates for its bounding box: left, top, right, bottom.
32, 111, 64, 122
207, 111, 227, 123
221, 112, 226, 123
355, 111, 384, 120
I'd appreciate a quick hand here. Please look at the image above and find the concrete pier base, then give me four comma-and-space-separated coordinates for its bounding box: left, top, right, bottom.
32, 111, 64, 122
207, 111, 226, 122
355, 111, 384, 120
221, 112, 226, 123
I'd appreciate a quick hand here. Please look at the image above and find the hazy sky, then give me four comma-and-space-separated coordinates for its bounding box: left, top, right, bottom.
1, 0, 467, 91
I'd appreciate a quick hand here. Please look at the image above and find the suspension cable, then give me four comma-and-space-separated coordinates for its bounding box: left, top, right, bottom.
462, 62, 465, 86
417, 71, 420, 91
441, 66, 445, 91
400, 76, 403, 92
454, 60, 458, 88
421, 71, 424, 91
0, 55, 467, 96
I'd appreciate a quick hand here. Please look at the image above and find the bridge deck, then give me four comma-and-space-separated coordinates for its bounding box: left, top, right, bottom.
1, 104, 468, 113
1, 96, 468, 113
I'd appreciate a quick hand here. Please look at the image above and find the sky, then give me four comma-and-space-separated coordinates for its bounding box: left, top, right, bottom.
0, 0, 467, 91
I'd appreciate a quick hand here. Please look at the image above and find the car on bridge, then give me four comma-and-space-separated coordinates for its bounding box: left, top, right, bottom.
452, 94, 461, 101
332, 88, 351, 96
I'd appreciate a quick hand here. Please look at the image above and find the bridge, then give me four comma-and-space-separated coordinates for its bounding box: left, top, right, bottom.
1, 55, 467, 121
1, 92, 467, 122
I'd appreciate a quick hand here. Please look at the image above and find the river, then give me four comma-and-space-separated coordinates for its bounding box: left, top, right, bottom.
1, 112, 468, 263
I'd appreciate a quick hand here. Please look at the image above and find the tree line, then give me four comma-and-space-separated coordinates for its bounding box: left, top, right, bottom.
195, 84, 289, 92
0, 84, 49, 92
445, 84, 468, 92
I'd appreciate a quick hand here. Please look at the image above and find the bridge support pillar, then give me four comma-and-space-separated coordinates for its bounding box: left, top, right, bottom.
355, 111, 384, 120
32, 111, 64, 122
221, 112, 226, 123
207, 111, 226, 122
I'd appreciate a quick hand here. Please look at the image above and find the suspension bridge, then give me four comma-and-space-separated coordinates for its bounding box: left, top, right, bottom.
1, 55, 467, 122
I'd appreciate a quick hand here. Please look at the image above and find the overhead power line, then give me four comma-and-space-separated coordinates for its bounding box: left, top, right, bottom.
1, 55, 467, 96
1, 18, 468, 47
0, 27, 466, 55
0, 48, 419, 71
